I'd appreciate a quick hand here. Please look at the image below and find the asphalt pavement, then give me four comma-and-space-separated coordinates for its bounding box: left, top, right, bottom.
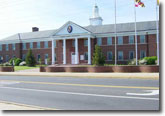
0, 76, 159, 110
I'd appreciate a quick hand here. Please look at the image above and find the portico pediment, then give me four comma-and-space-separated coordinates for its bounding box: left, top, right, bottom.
53, 21, 92, 36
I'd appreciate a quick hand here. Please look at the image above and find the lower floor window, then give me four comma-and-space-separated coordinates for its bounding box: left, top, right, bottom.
84, 52, 88, 60
6, 55, 9, 62
37, 54, 41, 61
129, 51, 134, 60
107, 51, 113, 61
118, 51, 123, 61
22, 54, 26, 61
140, 50, 146, 59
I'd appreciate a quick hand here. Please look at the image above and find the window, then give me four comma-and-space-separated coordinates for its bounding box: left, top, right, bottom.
23, 43, 26, 50
118, 51, 123, 61
37, 42, 40, 49
129, 51, 134, 60
0, 56, 3, 63
22, 54, 26, 61
84, 52, 88, 60
37, 54, 41, 61
54, 41, 56, 48
13, 55, 16, 58
6, 44, 9, 51
140, 50, 146, 59
129, 36, 134, 44
97, 38, 102, 46
84, 39, 88, 46
72, 40, 75, 47
6, 55, 9, 62
12, 44, 15, 50
107, 37, 112, 45
44, 41, 48, 48
107, 51, 113, 61
0, 44, 2, 51
54, 53, 56, 61
45, 54, 48, 59
140, 35, 145, 43
30, 42, 33, 49
118, 36, 123, 45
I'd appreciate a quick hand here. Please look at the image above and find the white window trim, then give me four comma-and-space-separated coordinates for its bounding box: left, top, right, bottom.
107, 51, 113, 61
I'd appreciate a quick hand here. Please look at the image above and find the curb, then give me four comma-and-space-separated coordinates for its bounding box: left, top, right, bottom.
0, 72, 159, 80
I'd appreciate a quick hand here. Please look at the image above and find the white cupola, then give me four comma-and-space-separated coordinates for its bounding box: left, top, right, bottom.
89, 3, 103, 26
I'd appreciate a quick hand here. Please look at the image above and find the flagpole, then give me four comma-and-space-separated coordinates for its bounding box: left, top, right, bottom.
114, 0, 117, 65
156, 0, 159, 65
134, 0, 138, 66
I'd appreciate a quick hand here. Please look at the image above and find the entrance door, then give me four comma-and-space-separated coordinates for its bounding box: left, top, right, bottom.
71, 52, 75, 64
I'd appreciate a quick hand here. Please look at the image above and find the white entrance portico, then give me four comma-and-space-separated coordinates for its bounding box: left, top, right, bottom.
51, 21, 94, 65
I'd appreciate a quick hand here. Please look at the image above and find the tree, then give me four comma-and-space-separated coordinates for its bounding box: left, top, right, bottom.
25, 49, 36, 67
92, 45, 105, 66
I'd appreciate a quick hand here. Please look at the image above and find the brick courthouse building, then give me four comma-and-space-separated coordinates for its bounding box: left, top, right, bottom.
0, 4, 158, 65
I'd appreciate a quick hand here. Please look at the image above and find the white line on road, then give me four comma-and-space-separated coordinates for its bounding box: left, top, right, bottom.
127, 90, 159, 96
0, 86, 159, 101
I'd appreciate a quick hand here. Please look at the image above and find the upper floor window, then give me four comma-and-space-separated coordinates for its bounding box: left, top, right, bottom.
129, 36, 134, 44
140, 50, 146, 59
44, 41, 48, 48
6, 44, 9, 51
107, 37, 112, 45
12, 44, 16, 50
0, 44, 2, 51
118, 36, 123, 45
84, 39, 88, 46
37, 42, 40, 49
97, 38, 102, 46
23, 43, 26, 50
107, 51, 113, 61
30, 42, 33, 49
118, 51, 123, 61
140, 35, 146, 43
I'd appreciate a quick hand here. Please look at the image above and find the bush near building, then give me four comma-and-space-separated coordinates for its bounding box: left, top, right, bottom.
9, 58, 22, 66
92, 45, 105, 66
25, 49, 36, 67
144, 56, 157, 65
128, 56, 157, 65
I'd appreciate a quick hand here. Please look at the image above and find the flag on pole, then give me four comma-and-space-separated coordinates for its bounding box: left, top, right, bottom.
157, 0, 159, 5
135, 0, 145, 7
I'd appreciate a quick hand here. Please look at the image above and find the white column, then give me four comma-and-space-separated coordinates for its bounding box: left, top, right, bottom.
51, 38, 55, 65
63, 39, 66, 64
88, 37, 91, 65
75, 38, 79, 64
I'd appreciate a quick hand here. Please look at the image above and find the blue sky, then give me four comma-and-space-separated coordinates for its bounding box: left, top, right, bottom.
0, 0, 159, 40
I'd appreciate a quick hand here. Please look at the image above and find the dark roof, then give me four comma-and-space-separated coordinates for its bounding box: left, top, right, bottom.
0, 21, 157, 42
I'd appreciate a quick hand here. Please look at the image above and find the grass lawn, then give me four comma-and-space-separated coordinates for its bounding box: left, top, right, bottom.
14, 66, 40, 71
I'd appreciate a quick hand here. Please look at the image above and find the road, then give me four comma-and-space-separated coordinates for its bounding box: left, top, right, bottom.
0, 76, 159, 110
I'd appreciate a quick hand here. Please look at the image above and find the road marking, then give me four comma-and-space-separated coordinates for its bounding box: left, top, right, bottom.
127, 90, 159, 96
0, 100, 60, 110
0, 80, 159, 90
0, 86, 159, 101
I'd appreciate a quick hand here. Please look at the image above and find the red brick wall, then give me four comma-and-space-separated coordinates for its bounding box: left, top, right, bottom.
0, 34, 157, 65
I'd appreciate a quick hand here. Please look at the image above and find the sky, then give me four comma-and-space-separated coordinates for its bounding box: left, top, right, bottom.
0, 0, 159, 40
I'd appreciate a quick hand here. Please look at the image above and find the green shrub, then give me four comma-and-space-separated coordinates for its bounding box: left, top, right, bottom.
144, 56, 157, 65
15, 58, 22, 66
92, 45, 105, 66
9, 58, 17, 65
25, 49, 36, 67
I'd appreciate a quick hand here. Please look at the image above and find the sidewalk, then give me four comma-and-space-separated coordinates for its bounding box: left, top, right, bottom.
0, 72, 159, 79
0, 101, 42, 110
